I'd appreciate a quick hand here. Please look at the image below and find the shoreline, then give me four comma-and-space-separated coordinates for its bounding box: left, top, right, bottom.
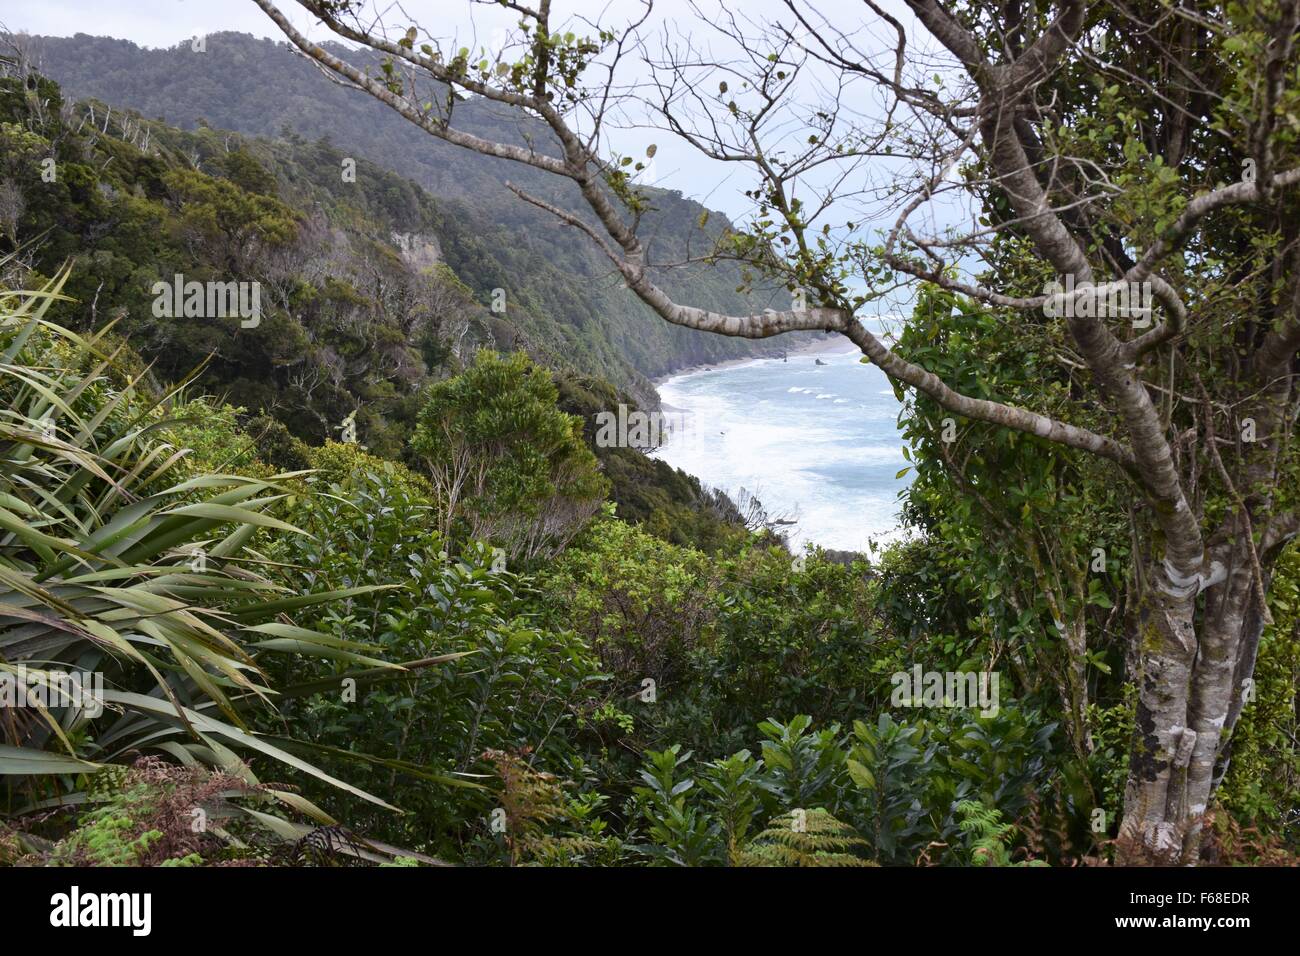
652, 334, 858, 389
648, 327, 909, 553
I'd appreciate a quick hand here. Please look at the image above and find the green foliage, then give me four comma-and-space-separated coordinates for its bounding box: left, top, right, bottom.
629, 707, 1059, 866
1085, 684, 1137, 839
0, 299, 1083, 865
539, 515, 717, 689
1220, 544, 1300, 842
19, 32, 800, 395
845, 713, 931, 860
413, 349, 608, 560
260, 448, 613, 857
11, 15, 1299, 867
0, 275, 388, 814
1, 49, 798, 452
954, 800, 1046, 867
481, 748, 620, 866
737, 808, 874, 867
697, 749, 763, 863
22, 758, 314, 867
540, 517, 885, 755
633, 745, 719, 866
707, 548, 883, 736
160, 398, 285, 480
161, 166, 298, 267
757, 715, 844, 810
887, 284, 1127, 771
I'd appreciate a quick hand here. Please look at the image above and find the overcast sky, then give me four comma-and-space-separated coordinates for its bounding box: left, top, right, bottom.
5, 0, 287, 49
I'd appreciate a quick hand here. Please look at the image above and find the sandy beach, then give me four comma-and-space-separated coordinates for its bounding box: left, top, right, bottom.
653, 334, 858, 389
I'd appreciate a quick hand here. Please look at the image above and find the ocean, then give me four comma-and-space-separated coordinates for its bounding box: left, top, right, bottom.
651, 326, 913, 553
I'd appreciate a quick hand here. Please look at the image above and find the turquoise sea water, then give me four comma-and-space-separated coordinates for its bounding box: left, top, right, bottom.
652, 325, 913, 552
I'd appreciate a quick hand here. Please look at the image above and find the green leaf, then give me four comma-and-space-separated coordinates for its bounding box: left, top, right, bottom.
0, 743, 103, 775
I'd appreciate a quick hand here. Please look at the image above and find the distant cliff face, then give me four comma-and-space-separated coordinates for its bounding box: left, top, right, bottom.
14, 31, 806, 388
391, 232, 443, 271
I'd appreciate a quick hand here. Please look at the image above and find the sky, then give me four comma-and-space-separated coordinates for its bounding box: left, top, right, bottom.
4, 0, 282, 49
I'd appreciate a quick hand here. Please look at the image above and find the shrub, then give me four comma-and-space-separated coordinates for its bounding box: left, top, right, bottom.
412, 349, 607, 560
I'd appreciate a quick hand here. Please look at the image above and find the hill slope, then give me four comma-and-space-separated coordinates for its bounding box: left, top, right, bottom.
13, 31, 806, 390
0, 65, 764, 549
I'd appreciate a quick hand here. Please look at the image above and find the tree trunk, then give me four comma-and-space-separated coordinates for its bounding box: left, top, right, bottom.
1117, 530, 1273, 864
1117, 581, 1198, 863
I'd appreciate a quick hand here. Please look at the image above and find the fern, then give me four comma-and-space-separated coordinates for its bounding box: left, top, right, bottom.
737, 808, 876, 867
955, 800, 1047, 866
484, 748, 611, 866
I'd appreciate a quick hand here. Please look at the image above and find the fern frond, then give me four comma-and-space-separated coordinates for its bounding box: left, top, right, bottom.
737, 808, 876, 867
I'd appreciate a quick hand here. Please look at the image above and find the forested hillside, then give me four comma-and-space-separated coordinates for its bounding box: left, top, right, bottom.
0, 66, 760, 549
12, 31, 806, 384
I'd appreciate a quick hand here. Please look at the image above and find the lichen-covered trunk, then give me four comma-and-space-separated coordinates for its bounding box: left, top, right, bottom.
1117, 584, 1198, 863
1118, 532, 1268, 864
